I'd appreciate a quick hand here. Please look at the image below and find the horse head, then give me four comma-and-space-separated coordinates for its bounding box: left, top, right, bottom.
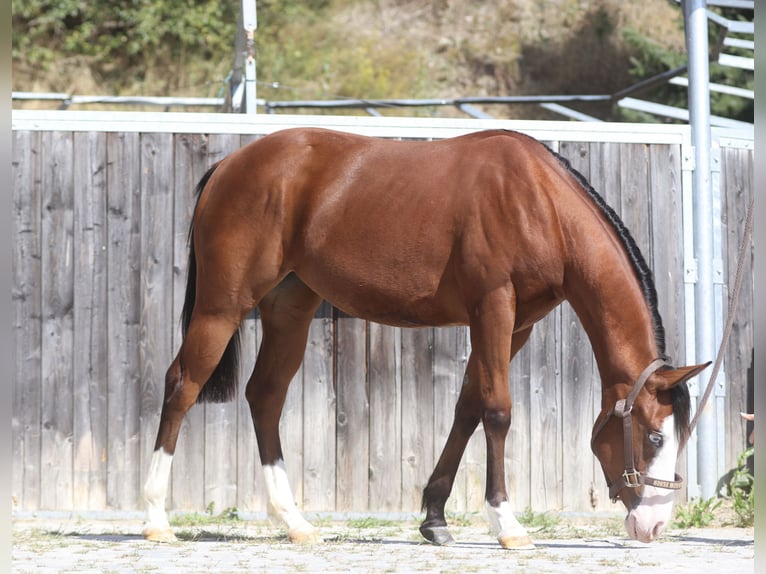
591, 362, 709, 543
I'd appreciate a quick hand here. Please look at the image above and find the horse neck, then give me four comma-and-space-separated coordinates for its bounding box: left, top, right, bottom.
562, 228, 661, 403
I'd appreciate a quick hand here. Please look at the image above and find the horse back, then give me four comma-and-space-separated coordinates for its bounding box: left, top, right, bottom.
195, 128, 583, 327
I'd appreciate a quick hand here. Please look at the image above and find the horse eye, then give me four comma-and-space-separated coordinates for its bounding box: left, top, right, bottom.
648, 432, 664, 448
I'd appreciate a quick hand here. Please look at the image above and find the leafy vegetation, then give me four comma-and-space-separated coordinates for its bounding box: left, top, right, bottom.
12, 0, 752, 121
672, 496, 722, 529
727, 447, 754, 527
517, 507, 561, 534
169, 502, 241, 527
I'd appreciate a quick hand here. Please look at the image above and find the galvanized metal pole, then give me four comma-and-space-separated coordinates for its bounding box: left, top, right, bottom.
243, 1, 257, 114
682, 0, 718, 498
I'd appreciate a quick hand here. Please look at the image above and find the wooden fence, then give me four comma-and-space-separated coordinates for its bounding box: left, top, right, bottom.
11, 113, 753, 516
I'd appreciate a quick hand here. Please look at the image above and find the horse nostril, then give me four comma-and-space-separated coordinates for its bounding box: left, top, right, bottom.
651, 521, 665, 540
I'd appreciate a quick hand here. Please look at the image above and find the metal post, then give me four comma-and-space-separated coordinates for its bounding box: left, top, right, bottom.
682, 0, 719, 498
242, 1, 257, 114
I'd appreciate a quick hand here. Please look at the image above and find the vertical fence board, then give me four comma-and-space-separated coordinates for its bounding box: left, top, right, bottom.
368, 323, 401, 510
400, 327, 434, 511
236, 311, 263, 512
72, 131, 109, 510
334, 313, 369, 511
649, 144, 686, 364
12, 130, 42, 511
105, 132, 142, 509
200, 134, 243, 511
40, 130, 75, 510
236, 134, 267, 513
168, 133, 209, 511
138, 132, 175, 497
432, 327, 461, 514
558, 141, 598, 512
507, 342, 532, 510
722, 147, 754, 467
302, 302, 337, 510
529, 311, 562, 510
587, 141, 622, 511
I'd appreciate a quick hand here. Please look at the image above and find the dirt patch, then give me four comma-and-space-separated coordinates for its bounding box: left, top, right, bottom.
12, 513, 753, 574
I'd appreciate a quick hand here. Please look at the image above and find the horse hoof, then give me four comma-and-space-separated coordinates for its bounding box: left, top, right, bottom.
142, 526, 178, 543
498, 533, 535, 550
420, 525, 455, 546
288, 526, 323, 545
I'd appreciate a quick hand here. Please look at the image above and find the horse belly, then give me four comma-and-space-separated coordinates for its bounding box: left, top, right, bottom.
295, 252, 467, 328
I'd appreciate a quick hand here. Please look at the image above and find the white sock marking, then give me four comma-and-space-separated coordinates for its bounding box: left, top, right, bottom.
143, 448, 174, 529
485, 501, 529, 539
263, 460, 314, 534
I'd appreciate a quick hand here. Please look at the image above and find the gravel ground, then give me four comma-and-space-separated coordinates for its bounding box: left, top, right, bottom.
12, 512, 754, 574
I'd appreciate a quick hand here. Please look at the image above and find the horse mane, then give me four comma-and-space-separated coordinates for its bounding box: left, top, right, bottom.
544, 148, 667, 358
543, 146, 690, 440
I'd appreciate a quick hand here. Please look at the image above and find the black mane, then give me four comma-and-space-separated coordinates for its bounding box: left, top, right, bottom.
543, 147, 691, 439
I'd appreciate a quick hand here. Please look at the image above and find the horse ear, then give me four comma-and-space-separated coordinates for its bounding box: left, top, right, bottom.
649, 362, 711, 391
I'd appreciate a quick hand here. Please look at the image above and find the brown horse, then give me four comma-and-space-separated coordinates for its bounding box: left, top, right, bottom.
142, 127, 708, 548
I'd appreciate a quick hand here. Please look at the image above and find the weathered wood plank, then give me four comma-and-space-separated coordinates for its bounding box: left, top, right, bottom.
722, 147, 754, 467
12, 130, 43, 511
400, 327, 434, 512
201, 133, 243, 511
105, 131, 142, 510
334, 312, 369, 511
72, 131, 109, 510
302, 301, 336, 510
169, 133, 209, 511
432, 326, 461, 514
528, 310, 562, 510
587, 141, 622, 511
138, 132, 175, 499
368, 322, 401, 511
558, 141, 598, 512
649, 144, 685, 364
236, 310, 263, 512
237, 133, 266, 513
40, 130, 75, 510
507, 335, 532, 510
279, 329, 305, 508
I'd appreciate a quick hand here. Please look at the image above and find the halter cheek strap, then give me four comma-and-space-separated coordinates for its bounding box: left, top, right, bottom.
591, 358, 684, 502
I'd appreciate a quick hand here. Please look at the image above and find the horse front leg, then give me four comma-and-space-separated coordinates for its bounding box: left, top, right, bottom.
247, 277, 323, 544
419, 368, 481, 545
420, 323, 533, 548
472, 295, 534, 550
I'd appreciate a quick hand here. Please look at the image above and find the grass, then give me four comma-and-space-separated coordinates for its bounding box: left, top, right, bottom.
517, 507, 561, 534
169, 502, 241, 528
672, 497, 723, 529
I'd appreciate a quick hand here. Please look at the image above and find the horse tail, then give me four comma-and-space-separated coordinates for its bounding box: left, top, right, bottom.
182, 162, 241, 404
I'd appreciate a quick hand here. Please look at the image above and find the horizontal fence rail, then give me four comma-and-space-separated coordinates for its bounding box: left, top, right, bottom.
11, 112, 753, 517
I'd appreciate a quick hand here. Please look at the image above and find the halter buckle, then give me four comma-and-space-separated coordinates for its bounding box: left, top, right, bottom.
622, 469, 642, 488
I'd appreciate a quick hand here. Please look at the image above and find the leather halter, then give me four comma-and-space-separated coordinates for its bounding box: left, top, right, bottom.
591, 358, 684, 502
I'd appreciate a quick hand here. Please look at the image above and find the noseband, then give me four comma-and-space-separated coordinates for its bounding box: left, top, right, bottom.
591, 358, 683, 502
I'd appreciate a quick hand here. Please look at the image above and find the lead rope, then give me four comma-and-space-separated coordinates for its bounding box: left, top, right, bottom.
680, 195, 754, 453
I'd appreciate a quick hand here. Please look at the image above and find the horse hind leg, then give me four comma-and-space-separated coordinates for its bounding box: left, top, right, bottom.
246, 275, 323, 544
142, 310, 243, 542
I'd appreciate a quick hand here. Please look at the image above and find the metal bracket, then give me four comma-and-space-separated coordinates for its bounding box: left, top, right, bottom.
682, 145, 696, 171
684, 259, 698, 284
